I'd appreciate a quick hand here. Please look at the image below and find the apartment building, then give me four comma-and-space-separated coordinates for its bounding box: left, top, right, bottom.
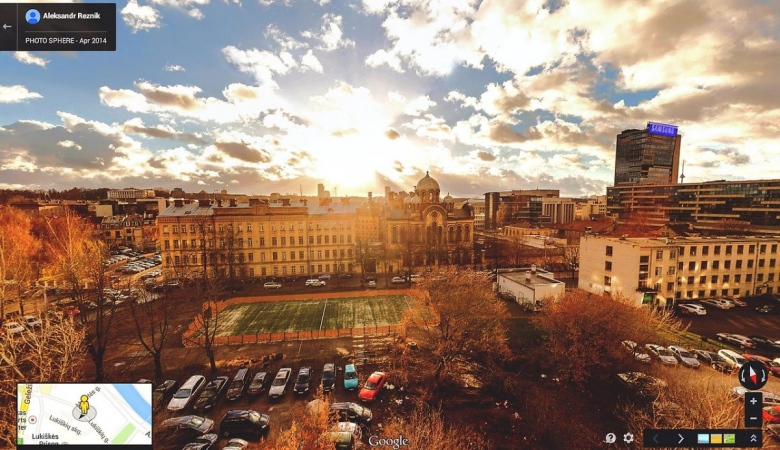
157, 198, 356, 280
579, 235, 780, 306
107, 188, 156, 200
100, 214, 157, 252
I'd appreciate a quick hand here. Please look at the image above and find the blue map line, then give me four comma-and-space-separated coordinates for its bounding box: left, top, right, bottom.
113, 384, 152, 425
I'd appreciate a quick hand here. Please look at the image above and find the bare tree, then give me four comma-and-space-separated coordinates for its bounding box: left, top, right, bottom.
127, 281, 179, 382
382, 402, 490, 450
0, 206, 41, 320
0, 316, 86, 448
563, 245, 580, 278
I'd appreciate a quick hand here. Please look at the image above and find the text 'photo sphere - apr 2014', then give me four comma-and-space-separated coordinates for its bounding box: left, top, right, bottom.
3, 0, 780, 449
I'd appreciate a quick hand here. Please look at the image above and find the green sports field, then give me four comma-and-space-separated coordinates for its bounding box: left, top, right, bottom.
214, 295, 413, 337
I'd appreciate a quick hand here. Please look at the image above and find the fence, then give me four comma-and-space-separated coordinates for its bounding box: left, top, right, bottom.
182, 324, 406, 348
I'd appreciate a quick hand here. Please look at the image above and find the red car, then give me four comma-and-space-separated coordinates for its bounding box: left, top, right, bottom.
358, 372, 387, 402
764, 406, 780, 424
742, 354, 780, 377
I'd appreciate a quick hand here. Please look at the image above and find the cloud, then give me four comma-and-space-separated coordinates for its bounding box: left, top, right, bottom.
385, 129, 400, 140
14, 52, 48, 68
365, 49, 404, 72
402, 114, 453, 141
403, 95, 436, 116
265, 24, 307, 51
305, 13, 355, 52
300, 50, 324, 73
57, 140, 82, 151
214, 140, 271, 163
0, 85, 42, 103
164, 64, 185, 72
122, 118, 206, 144
387, 91, 406, 103
121, 0, 161, 33
476, 151, 496, 162
222, 46, 296, 88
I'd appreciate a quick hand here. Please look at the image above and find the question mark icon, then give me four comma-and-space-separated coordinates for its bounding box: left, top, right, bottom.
606, 433, 617, 444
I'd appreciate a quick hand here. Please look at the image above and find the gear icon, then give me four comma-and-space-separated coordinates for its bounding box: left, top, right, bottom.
623, 432, 634, 444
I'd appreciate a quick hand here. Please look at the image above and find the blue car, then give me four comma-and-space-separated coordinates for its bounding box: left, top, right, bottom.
344, 364, 358, 390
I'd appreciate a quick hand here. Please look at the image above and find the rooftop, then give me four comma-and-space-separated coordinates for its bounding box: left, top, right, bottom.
587, 235, 780, 247
498, 268, 564, 287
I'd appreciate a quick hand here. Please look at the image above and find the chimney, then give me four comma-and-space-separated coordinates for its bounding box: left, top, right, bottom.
302, 199, 308, 206
198, 199, 211, 207
217, 200, 223, 207
531, 264, 537, 273
229, 199, 237, 207
282, 198, 291, 206
174, 199, 183, 208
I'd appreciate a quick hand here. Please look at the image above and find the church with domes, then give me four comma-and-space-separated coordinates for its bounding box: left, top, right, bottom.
383, 171, 475, 271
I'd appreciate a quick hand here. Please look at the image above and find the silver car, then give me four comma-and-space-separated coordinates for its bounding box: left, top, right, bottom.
668, 346, 700, 369
269, 368, 291, 399
645, 344, 678, 366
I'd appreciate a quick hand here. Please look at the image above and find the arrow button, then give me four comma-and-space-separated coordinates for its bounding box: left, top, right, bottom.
2, 24, 11, 30
653, 434, 659, 444
678, 433, 684, 444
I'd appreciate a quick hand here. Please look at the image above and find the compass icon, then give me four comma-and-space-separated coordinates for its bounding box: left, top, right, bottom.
739, 361, 768, 390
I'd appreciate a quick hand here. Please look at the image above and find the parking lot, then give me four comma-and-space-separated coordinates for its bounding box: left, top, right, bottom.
676, 295, 780, 359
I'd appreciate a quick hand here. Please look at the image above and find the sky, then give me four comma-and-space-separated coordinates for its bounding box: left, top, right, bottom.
1, 0, 779, 198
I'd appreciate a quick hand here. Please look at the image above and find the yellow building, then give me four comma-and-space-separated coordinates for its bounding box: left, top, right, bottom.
157, 197, 356, 280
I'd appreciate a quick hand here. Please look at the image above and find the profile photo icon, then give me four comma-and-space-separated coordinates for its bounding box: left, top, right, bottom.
26, 9, 41, 25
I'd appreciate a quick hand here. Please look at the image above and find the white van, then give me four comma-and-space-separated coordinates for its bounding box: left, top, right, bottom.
167, 375, 206, 411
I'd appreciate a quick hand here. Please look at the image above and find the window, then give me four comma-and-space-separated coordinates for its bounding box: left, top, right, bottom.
282, 252, 287, 261
299, 236, 304, 245
724, 260, 731, 269
316, 224, 321, 230
667, 266, 676, 275
690, 246, 697, 256
675, 292, 682, 299
714, 245, 721, 255
309, 236, 314, 245
688, 261, 696, 271
291, 266, 296, 274
248, 238, 253, 247
687, 276, 694, 284
249, 253, 254, 262
710, 289, 717, 296
237, 238, 243, 248
772, 244, 778, 254
249, 268, 255, 277
317, 236, 322, 244
711, 275, 718, 284
698, 290, 705, 298
723, 274, 729, 283
259, 237, 265, 246
760, 244, 767, 254
340, 249, 345, 258
605, 261, 612, 271
712, 261, 719, 270
290, 251, 295, 260
606, 246, 613, 256
271, 225, 275, 231
347, 235, 352, 244
669, 249, 677, 259
749, 245, 755, 254
747, 260, 754, 268
678, 262, 684, 270
164, 240, 171, 250
770, 273, 776, 282
699, 276, 706, 285
701, 261, 708, 270
325, 250, 330, 258
325, 264, 330, 272
174, 255, 180, 265
734, 274, 741, 283
666, 282, 674, 292
604, 276, 611, 286
272, 252, 278, 261
733, 288, 740, 295
172, 224, 178, 234
757, 273, 764, 282
655, 250, 663, 261
163, 225, 169, 233
348, 249, 353, 258
182, 240, 188, 249
325, 236, 330, 244
640, 255, 650, 263
282, 237, 287, 246
702, 246, 709, 256
725, 245, 732, 255
273, 267, 278, 275
299, 251, 304, 259
746, 274, 753, 282
653, 282, 661, 291
259, 224, 264, 231
722, 289, 729, 296
655, 267, 663, 276
280, 224, 285, 231
317, 264, 322, 272
759, 259, 765, 268
317, 250, 322, 259
218, 225, 224, 233
736, 260, 742, 269
247, 223, 252, 232
687, 291, 693, 298
272, 237, 277, 246
309, 251, 314, 259
737, 245, 744, 255
771, 259, 777, 268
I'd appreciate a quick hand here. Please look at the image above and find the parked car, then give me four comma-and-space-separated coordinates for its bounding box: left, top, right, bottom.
701, 298, 734, 310
363, 275, 377, 282
742, 354, 780, 377
222, 438, 249, 450
620, 340, 651, 364
330, 431, 356, 450
330, 402, 373, 424
269, 368, 292, 399
332, 422, 362, 440
677, 303, 707, 315
318, 274, 331, 280
153, 380, 179, 410
764, 406, 780, 424
718, 349, 748, 370
182, 433, 218, 450
692, 350, 734, 373
247, 372, 269, 396
748, 335, 780, 351
343, 364, 359, 390
22, 315, 42, 329
359, 371, 387, 402
2, 322, 25, 336
159, 415, 215, 441
716, 333, 756, 349
294, 367, 312, 394
617, 372, 668, 397
409, 274, 422, 283
644, 344, 678, 366
263, 282, 282, 290
730, 298, 748, 307
756, 305, 780, 314
731, 387, 780, 405
391, 277, 406, 284
193, 376, 229, 412
338, 273, 353, 279
321, 363, 336, 392
168, 375, 207, 411
668, 346, 700, 369
367, 280, 377, 288
305, 279, 326, 287
219, 410, 270, 439
226, 368, 251, 401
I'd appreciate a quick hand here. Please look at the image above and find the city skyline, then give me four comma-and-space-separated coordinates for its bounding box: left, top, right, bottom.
1, 0, 778, 197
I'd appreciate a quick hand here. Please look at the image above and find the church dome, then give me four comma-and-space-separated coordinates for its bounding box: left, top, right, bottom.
410, 195, 422, 204
403, 194, 413, 204
416, 171, 440, 192
443, 193, 453, 203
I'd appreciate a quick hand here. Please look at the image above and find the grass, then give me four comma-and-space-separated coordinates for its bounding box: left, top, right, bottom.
214, 295, 413, 337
